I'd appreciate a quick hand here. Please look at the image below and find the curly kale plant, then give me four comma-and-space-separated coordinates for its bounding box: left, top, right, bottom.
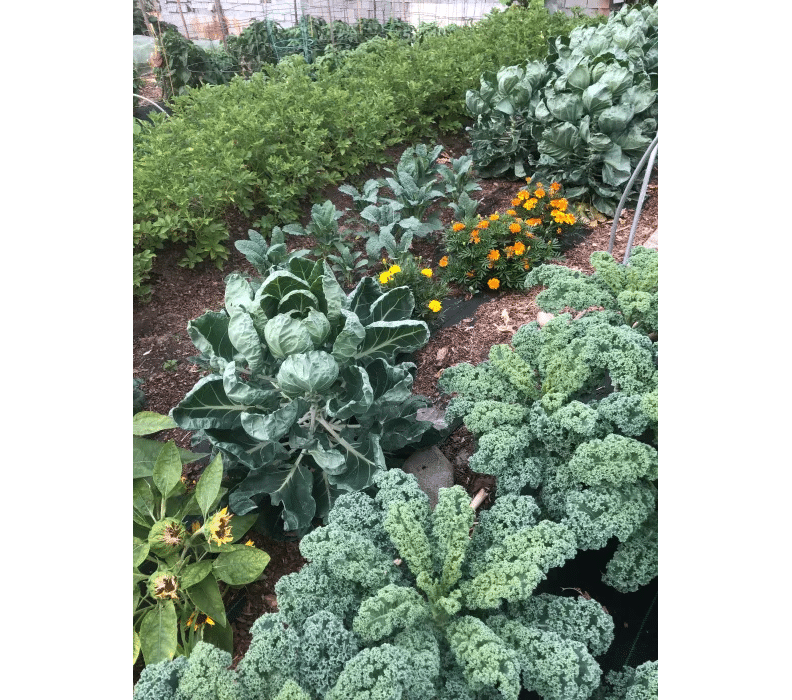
134, 469, 615, 700
439, 311, 657, 593
171, 251, 434, 533
525, 246, 657, 334
467, 3, 658, 215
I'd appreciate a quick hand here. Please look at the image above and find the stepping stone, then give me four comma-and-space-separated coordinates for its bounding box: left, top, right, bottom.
401, 446, 454, 509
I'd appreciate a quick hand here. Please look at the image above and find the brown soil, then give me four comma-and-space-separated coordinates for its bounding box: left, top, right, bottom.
133, 126, 658, 671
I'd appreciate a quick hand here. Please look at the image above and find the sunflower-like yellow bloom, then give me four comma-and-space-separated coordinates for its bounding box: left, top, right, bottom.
152, 573, 179, 601
207, 507, 234, 546
438, 256, 449, 267
509, 223, 521, 234
421, 268, 433, 278
428, 300, 442, 312
487, 278, 500, 290
186, 612, 216, 631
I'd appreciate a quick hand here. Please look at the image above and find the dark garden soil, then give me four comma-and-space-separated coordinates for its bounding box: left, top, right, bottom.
133, 125, 658, 680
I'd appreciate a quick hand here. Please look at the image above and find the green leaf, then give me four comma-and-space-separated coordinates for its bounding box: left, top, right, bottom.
133, 478, 156, 525
259, 462, 316, 531
331, 310, 366, 363
321, 261, 346, 322
195, 453, 224, 518
139, 600, 178, 665
354, 320, 429, 362
328, 432, 385, 493
172, 375, 249, 430
213, 547, 271, 585
133, 628, 141, 665
602, 143, 633, 187
224, 273, 256, 315
263, 314, 313, 359
188, 311, 236, 363
241, 399, 305, 442
133, 411, 176, 436
228, 309, 266, 376
133, 536, 150, 568
545, 92, 584, 123
278, 289, 319, 316
133, 437, 206, 479
152, 442, 183, 501
276, 351, 339, 398
303, 308, 331, 345
346, 276, 382, 325
326, 365, 374, 420
307, 443, 347, 475
260, 269, 312, 300
368, 286, 415, 323
184, 573, 227, 627
180, 559, 214, 589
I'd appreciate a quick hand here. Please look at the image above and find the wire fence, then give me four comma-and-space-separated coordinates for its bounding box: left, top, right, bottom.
150, 0, 503, 40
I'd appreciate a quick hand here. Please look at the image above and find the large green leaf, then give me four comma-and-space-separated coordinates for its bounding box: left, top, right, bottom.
139, 600, 178, 665
221, 362, 279, 408
213, 547, 270, 585
184, 573, 228, 627
346, 276, 382, 325
172, 375, 250, 430
133, 437, 205, 479
278, 289, 319, 316
133, 478, 156, 525
187, 311, 235, 364
597, 103, 635, 135
133, 536, 149, 568
332, 310, 366, 363
152, 441, 182, 501
354, 320, 429, 362
539, 122, 582, 161
545, 91, 584, 123
195, 453, 224, 518
262, 462, 316, 531
133, 411, 176, 436
180, 559, 214, 589
582, 82, 612, 116
276, 352, 339, 398
321, 261, 346, 322
224, 273, 256, 315
259, 269, 311, 301
601, 143, 633, 188
368, 286, 415, 323
326, 365, 374, 420
228, 309, 266, 376
263, 314, 313, 359
328, 432, 385, 493
241, 399, 306, 442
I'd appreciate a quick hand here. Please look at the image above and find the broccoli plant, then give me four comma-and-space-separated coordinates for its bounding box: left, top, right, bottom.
171, 252, 435, 533
439, 311, 657, 593
134, 470, 615, 700
524, 247, 658, 335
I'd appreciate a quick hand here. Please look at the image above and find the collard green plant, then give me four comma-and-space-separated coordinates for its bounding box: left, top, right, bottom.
133, 412, 269, 667
439, 310, 658, 593
525, 246, 658, 335
171, 256, 433, 533
467, 3, 658, 215
134, 470, 616, 700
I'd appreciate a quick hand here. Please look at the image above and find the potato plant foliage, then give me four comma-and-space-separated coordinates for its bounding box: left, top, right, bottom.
171, 242, 435, 533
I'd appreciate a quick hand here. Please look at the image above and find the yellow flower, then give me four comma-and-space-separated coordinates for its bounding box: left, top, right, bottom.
245, 539, 255, 547
476, 219, 490, 229
525, 177, 532, 184
516, 190, 529, 201
522, 198, 538, 211
505, 246, 515, 258
428, 299, 442, 313
523, 260, 531, 270
535, 188, 545, 198
207, 507, 234, 546
153, 573, 179, 601
452, 222, 465, 232
557, 227, 563, 234
507, 209, 517, 216
487, 249, 500, 262
550, 182, 561, 193
186, 612, 216, 631
550, 198, 568, 211
511, 198, 521, 206
466, 270, 475, 278
509, 223, 521, 234
535, 182, 543, 188
487, 278, 500, 290
421, 268, 433, 278
489, 213, 500, 221
438, 256, 449, 267
379, 271, 392, 284
388, 265, 401, 274
470, 231, 481, 244
513, 240, 526, 255
525, 218, 542, 226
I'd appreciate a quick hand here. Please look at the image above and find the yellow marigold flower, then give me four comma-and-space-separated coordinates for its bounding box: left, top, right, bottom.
513, 240, 526, 255
509, 223, 521, 234
487, 249, 500, 262
470, 231, 481, 244
207, 507, 234, 546
388, 265, 401, 274
379, 271, 392, 284
452, 222, 465, 232
507, 209, 517, 216
487, 278, 500, 290
535, 188, 545, 198
153, 573, 179, 601
516, 190, 529, 200
511, 198, 521, 206
476, 219, 490, 229
526, 218, 542, 226
421, 268, 433, 277
489, 213, 500, 221
566, 214, 576, 225
428, 299, 442, 313
525, 177, 532, 183
550, 182, 561, 193
551, 209, 566, 222
550, 198, 568, 211
522, 198, 538, 211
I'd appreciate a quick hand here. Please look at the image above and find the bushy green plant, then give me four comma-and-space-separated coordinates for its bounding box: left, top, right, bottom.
467, 3, 658, 215
171, 252, 435, 533
594, 660, 658, 700
439, 310, 658, 593
377, 254, 450, 327
525, 246, 658, 334
134, 469, 616, 700
133, 412, 269, 667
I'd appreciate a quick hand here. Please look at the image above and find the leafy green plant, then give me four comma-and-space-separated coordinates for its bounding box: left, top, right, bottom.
594, 660, 658, 700
525, 246, 658, 334
171, 254, 434, 533
133, 412, 269, 667
437, 153, 482, 203
438, 310, 658, 593
377, 254, 450, 327
134, 469, 616, 700
467, 3, 658, 215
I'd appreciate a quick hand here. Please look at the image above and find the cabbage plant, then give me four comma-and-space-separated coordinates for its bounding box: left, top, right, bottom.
467, 2, 658, 215
171, 251, 434, 533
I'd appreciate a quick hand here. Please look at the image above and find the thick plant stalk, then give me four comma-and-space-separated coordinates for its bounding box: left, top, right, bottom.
622, 143, 658, 264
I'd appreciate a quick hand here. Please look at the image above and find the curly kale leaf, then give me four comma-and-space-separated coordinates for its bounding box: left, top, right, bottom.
468, 426, 548, 493
556, 434, 658, 490
595, 660, 658, 700
353, 583, 431, 643
462, 399, 529, 435
325, 489, 393, 555
439, 360, 528, 405
133, 657, 188, 700
297, 611, 360, 697
491, 617, 602, 700
446, 615, 521, 700
272, 680, 312, 700
467, 494, 541, 565
325, 644, 418, 700
431, 486, 476, 593
602, 512, 658, 592
172, 643, 238, 700
509, 594, 615, 658
236, 614, 302, 699
383, 498, 435, 583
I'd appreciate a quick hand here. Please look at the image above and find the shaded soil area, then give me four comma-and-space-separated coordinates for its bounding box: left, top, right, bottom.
133, 127, 658, 676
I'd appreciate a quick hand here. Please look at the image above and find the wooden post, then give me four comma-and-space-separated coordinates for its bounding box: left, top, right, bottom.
214, 0, 229, 49
174, 0, 192, 39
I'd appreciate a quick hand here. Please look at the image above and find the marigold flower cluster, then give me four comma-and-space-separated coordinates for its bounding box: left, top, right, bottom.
379, 264, 402, 285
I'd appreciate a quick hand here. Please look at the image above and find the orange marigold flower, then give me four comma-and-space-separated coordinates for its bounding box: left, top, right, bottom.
489, 213, 500, 221
535, 188, 545, 198
470, 231, 481, 244
525, 177, 532, 184
550, 198, 568, 211
522, 198, 538, 211
511, 198, 521, 206
452, 222, 465, 232
505, 246, 515, 258
487, 278, 500, 290
550, 182, 561, 193
507, 209, 517, 216
509, 223, 521, 234
516, 190, 530, 201
513, 240, 526, 255
523, 260, 531, 270
487, 249, 500, 262
476, 219, 490, 229
438, 256, 449, 267
525, 218, 542, 227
